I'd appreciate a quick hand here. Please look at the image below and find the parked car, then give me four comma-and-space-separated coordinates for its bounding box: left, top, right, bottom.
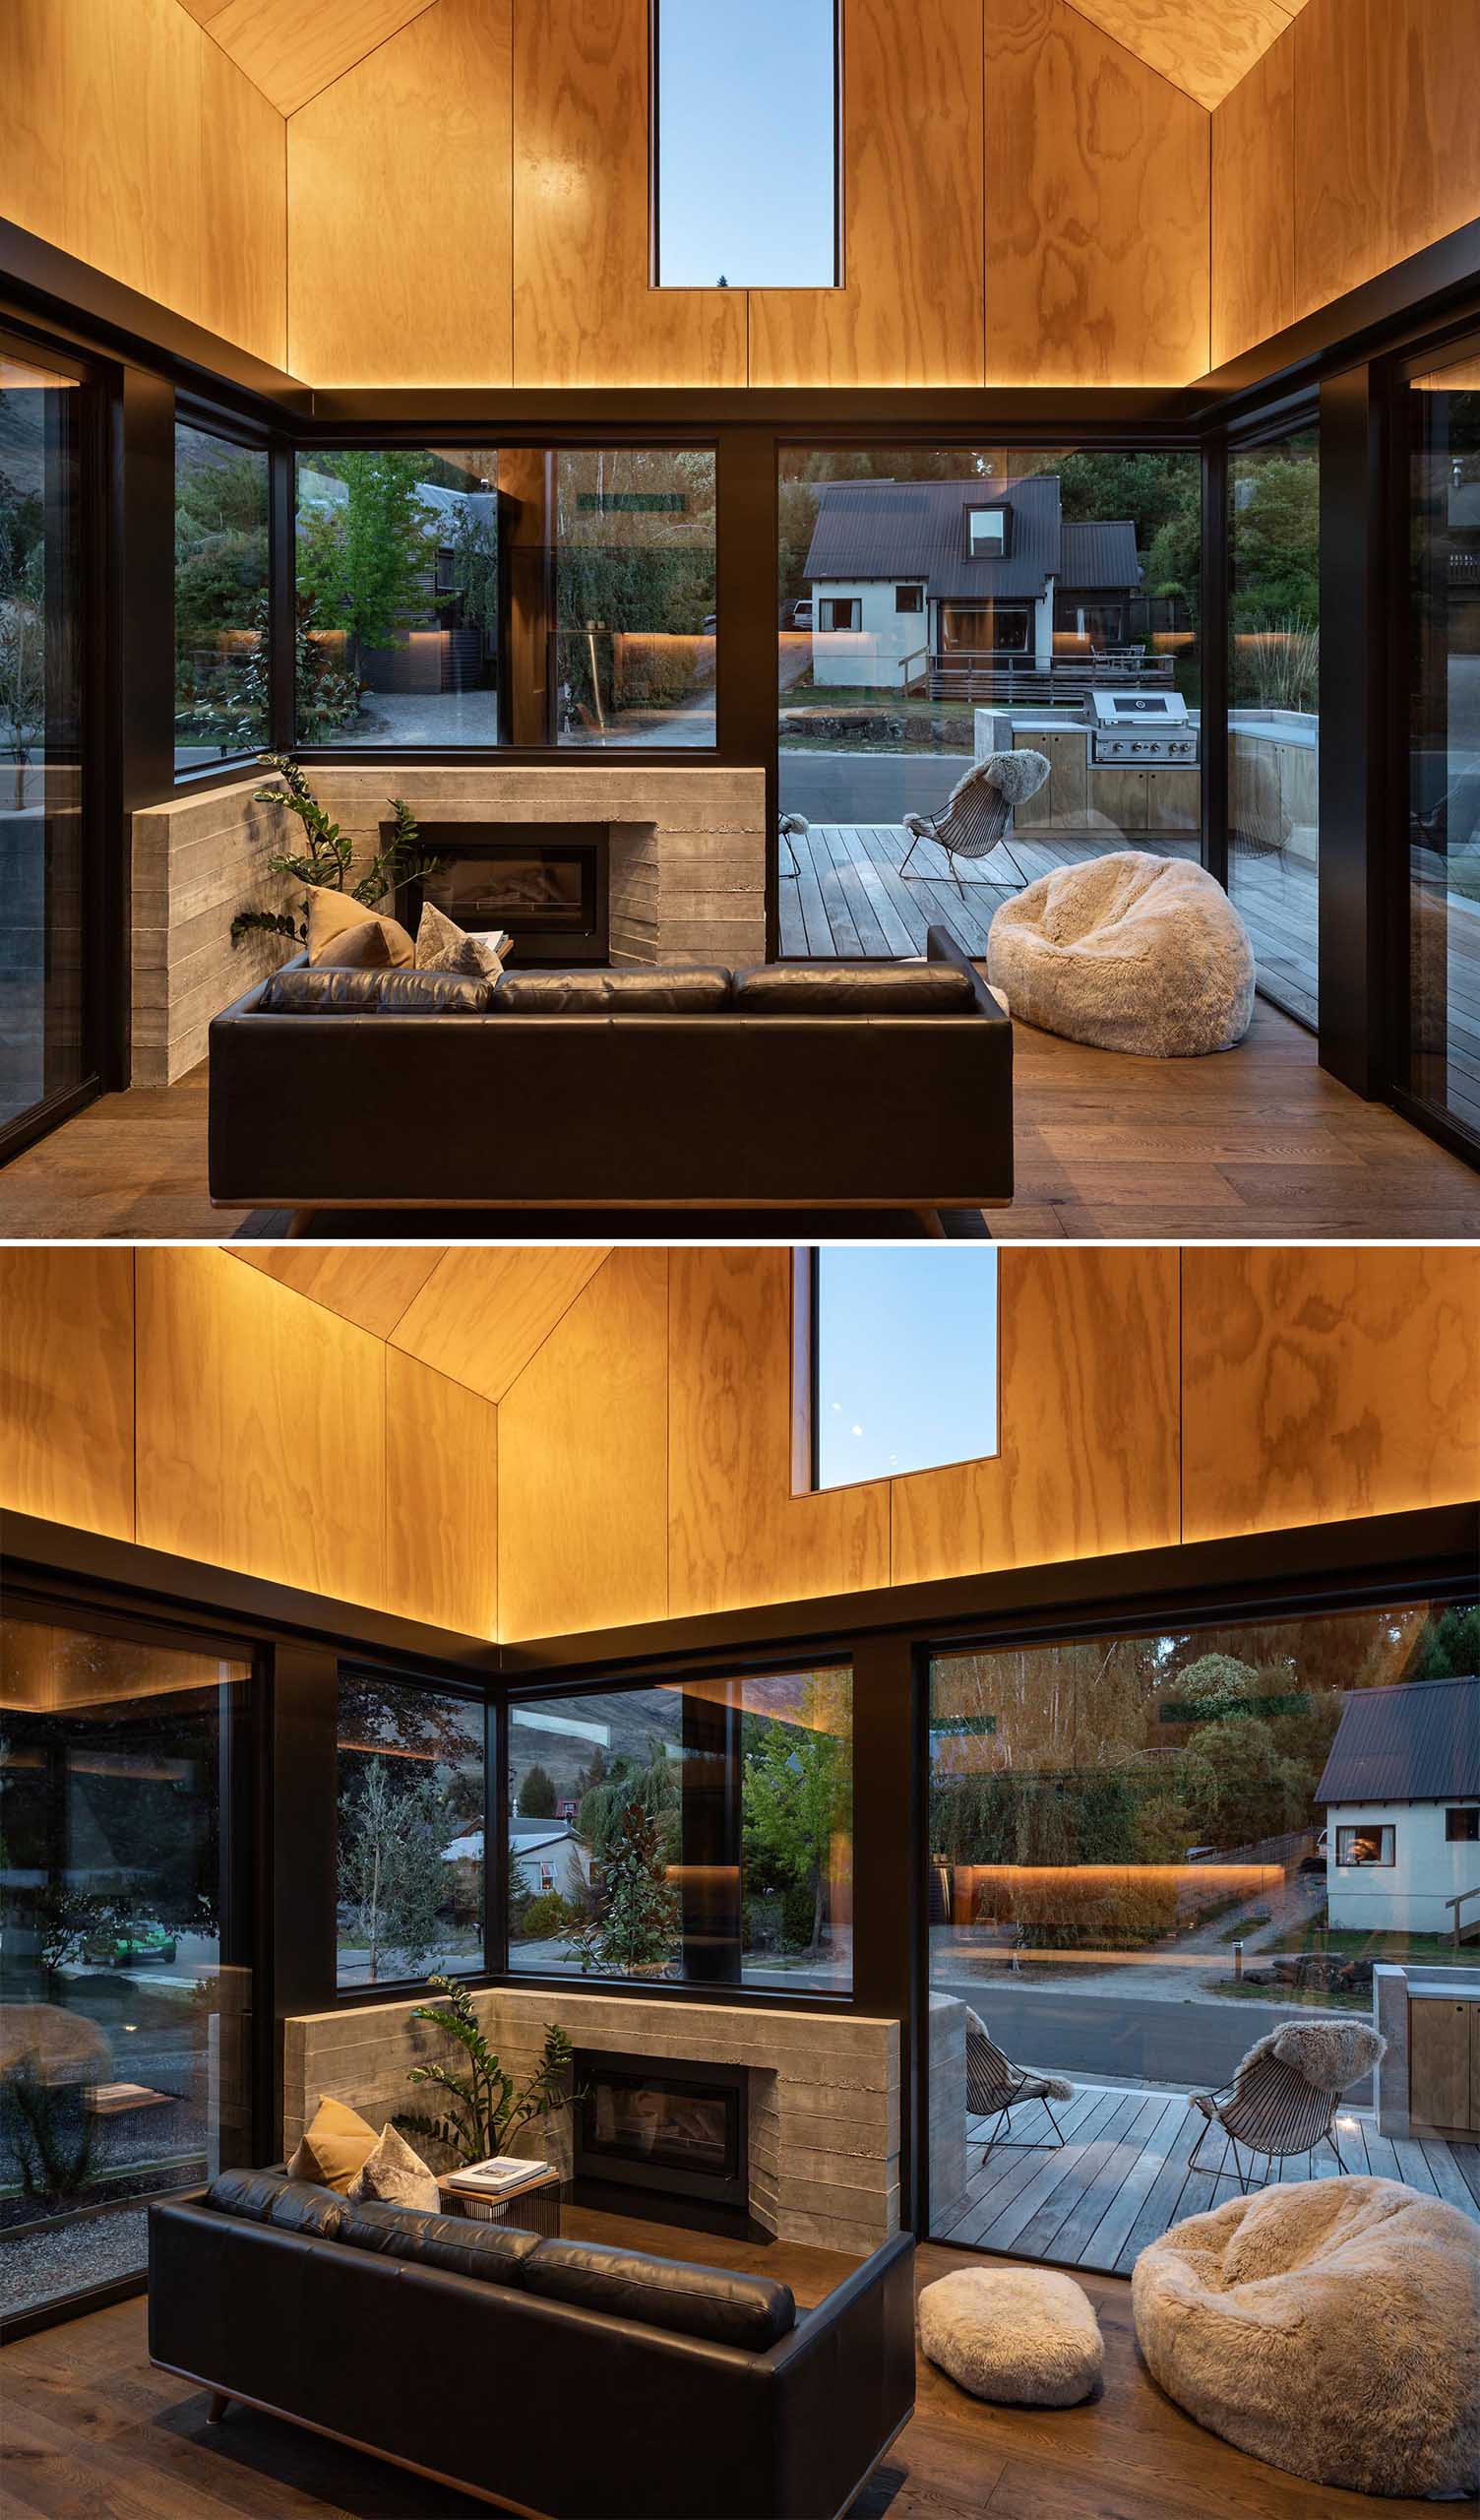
702, 611, 717, 634
783, 598, 813, 630
83, 1922, 178, 1969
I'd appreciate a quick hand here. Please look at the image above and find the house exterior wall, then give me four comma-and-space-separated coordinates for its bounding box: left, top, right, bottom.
1326, 1799, 1480, 1932
810, 580, 928, 688
512, 1838, 590, 1900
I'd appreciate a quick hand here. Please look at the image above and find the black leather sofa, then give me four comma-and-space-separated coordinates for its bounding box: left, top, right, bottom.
207, 925, 1012, 1219
149, 2172, 916, 2520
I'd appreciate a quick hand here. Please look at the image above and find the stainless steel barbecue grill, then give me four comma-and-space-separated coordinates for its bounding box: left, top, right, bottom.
1083, 688, 1199, 765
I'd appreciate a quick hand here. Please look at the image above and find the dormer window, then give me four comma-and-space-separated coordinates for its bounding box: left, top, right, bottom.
965, 503, 1010, 559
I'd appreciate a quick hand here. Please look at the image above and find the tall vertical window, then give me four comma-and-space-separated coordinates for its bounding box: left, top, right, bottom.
1407, 345, 1480, 1152
925, 1593, 1478, 2272
174, 422, 271, 771
653, 0, 839, 288
0, 346, 88, 1152
777, 448, 1202, 960
0, 1606, 254, 2322
507, 1670, 853, 1993
336, 1672, 485, 1987
1227, 424, 1321, 1026
805, 1246, 999, 1487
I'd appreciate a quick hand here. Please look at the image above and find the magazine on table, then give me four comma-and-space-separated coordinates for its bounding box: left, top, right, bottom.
443, 2156, 551, 2194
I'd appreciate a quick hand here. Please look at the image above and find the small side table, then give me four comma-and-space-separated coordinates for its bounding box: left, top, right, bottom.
436, 2167, 564, 2237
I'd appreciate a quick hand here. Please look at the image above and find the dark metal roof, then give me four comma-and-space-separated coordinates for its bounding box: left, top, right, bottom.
1316, 1675, 1480, 1806
1060, 518, 1142, 591
801, 475, 1141, 601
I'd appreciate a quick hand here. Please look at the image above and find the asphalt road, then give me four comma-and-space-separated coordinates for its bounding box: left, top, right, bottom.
933, 1977, 1299, 2089
779, 748, 966, 826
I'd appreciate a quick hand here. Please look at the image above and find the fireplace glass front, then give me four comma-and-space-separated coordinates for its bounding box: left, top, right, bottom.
393, 823, 609, 963
573, 2052, 747, 2209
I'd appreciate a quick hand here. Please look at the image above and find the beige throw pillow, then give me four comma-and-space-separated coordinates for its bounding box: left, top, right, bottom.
415, 899, 508, 980
306, 885, 414, 969
313, 915, 392, 972
286, 2094, 379, 2192
348, 2121, 441, 2214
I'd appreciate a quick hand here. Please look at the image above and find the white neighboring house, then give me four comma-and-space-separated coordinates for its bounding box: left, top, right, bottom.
800, 473, 1143, 691
508, 1820, 592, 1903
1315, 1674, 1480, 1935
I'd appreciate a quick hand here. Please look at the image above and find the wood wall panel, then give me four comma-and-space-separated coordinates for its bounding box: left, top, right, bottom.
498, 1250, 669, 1640
200, 39, 288, 368
391, 1246, 611, 1402
287, 0, 513, 386
512, 0, 747, 387
1209, 23, 1295, 368
385, 1350, 498, 1636
749, 0, 986, 388
229, 1247, 443, 1340
985, 0, 1210, 386
0, 0, 288, 367
1182, 1249, 1480, 1543
1292, 0, 1480, 325
667, 1250, 891, 1619
135, 1249, 387, 1609
1211, 0, 1480, 369
0, 1251, 136, 1544
890, 1248, 1181, 1587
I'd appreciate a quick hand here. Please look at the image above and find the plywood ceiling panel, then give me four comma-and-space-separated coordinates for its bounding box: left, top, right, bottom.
1062, 0, 1297, 110
228, 1248, 446, 1340
389, 1247, 613, 1402
197, 0, 440, 115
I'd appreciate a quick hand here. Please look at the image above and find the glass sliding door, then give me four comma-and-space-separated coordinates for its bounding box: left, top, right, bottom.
1406, 344, 1480, 1151
925, 1590, 1477, 2273
776, 447, 1202, 959
0, 345, 92, 1155
1227, 423, 1321, 1025
0, 1607, 255, 2324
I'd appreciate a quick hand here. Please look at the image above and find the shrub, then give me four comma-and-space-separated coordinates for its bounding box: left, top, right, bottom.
518, 1891, 573, 1941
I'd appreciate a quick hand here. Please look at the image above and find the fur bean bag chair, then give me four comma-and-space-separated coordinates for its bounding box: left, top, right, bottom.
919, 2266, 1102, 2406
1133, 2176, 1480, 2498
987, 850, 1255, 1056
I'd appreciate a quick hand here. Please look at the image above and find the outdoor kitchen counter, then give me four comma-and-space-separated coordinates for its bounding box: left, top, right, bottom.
974, 710, 1202, 839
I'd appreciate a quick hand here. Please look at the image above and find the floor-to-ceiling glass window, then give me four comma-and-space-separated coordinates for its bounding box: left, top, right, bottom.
777, 447, 1202, 959
173, 419, 271, 772
925, 1590, 1477, 2273
1227, 422, 1321, 1025
0, 345, 90, 1155
1406, 344, 1480, 1152
507, 1670, 853, 1993
0, 1606, 255, 2324
335, 1669, 486, 1988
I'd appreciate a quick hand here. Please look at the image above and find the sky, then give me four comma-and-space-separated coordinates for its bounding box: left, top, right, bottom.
656, 0, 837, 289
815, 1248, 1000, 1488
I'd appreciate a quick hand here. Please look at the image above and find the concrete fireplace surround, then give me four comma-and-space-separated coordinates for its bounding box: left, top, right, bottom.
283, 1987, 899, 2257
131, 763, 767, 1086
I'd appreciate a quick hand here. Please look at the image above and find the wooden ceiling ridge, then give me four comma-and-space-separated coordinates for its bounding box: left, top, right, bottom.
174, 0, 444, 120
1052, 0, 1308, 113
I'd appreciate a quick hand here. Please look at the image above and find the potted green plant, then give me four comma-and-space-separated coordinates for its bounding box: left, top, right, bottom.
231, 752, 436, 950
397, 1975, 578, 2170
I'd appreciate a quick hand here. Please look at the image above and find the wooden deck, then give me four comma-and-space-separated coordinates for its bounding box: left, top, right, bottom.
780, 821, 1480, 1136
941, 2081, 1480, 2274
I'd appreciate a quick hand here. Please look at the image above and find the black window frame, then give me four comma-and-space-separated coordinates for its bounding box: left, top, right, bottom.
172, 402, 275, 783
962, 500, 1011, 560
894, 581, 924, 612
648, 0, 843, 294
334, 1658, 493, 1997
1446, 1805, 1480, 1841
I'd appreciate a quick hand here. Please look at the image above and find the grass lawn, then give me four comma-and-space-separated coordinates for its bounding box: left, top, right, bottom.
1263, 1924, 1480, 1968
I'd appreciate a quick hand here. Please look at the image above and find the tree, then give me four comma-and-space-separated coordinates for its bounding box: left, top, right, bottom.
578, 1738, 678, 1864
1177, 1716, 1307, 1854
565, 1796, 679, 1977
1177, 1653, 1263, 1719
339, 1757, 451, 1984
1411, 1603, 1480, 1680
742, 1677, 852, 1956
297, 451, 435, 683
1230, 454, 1320, 630
518, 1764, 557, 1819
450, 497, 499, 647
0, 516, 45, 779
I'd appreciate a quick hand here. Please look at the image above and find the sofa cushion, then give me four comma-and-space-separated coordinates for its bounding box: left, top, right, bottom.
374, 969, 495, 1013
259, 967, 385, 1013
334, 2196, 543, 2289
286, 2095, 379, 2192
416, 899, 508, 980
205, 2170, 348, 2235
348, 2120, 440, 2213
730, 961, 975, 1012
521, 2236, 795, 2349
493, 967, 732, 1013
314, 916, 393, 973
306, 885, 414, 968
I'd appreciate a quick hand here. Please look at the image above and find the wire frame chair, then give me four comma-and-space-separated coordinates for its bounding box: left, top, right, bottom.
966, 2022, 1069, 2164
1188, 2045, 1350, 2192
899, 753, 1050, 897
